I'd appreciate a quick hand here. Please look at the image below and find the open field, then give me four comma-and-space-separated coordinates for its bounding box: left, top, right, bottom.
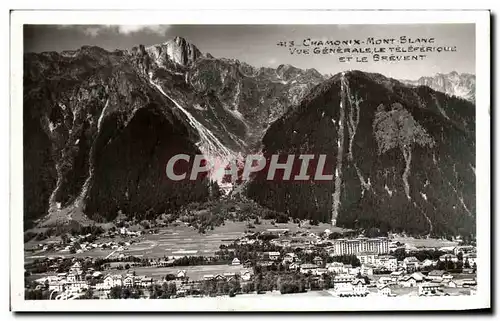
391, 236, 458, 248
25, 216, 459, 266
122, 264, 251, 280
237, 290, 336, 298
118, 220, 345, 259
24, 247, 116, 264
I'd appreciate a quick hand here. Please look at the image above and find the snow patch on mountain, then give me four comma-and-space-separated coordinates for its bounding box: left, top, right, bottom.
149, 76, 238, 183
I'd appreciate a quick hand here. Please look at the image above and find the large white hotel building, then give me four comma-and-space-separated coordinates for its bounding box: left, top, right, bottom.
331, 237, 389, 255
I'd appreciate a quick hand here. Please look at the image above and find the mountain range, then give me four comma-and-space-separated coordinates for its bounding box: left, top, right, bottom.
23, 37, 475, 237
23, 37, 325, 229
402, 71, 475, 103
247, 71, 475, 237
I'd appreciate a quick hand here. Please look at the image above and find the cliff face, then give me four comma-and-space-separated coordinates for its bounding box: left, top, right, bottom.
23, 38, 325, 229
403, 71, 476, 103
23, 46, 210, 228
247, 71, 475, 237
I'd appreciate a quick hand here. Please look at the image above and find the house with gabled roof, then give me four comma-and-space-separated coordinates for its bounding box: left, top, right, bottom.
427, 270, 448, 282
283, 252, 298, 264
390, 270, 404, 282
398, 274, 423, 288
377, 283, 396, 296
176, 270, 187, 279
140, 277, 153, 288
241, 270, 253, 281
418, 282, 443, 296
123, 275, 136, 288
312, 256, 324, 267
403, 257, 420, 272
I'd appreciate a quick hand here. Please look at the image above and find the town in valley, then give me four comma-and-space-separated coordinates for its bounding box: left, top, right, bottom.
24, 202, 477, 300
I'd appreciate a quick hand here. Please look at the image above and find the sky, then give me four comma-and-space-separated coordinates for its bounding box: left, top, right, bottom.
24, 24, 475, 80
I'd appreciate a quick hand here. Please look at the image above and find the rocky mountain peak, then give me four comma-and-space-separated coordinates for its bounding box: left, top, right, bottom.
403, 71, 475, 103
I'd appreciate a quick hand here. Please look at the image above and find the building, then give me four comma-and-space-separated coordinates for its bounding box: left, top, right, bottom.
421, 259, 437, 268
312, 256, 324, 267
231, 258, 241, 266
438, 246, 456, 253
439, 254, 459, 263
458, 279, 477, 288
316, 268, 328, 276
411, 272, 425, 282
265, 229, 289, 236
398, 274, 423, 288
99, 274, 122, 290
283, 253, 299, 264
158, 259, 175, 267
463, 268, 475, 274
403, 257, 420, 272
67, 262, 84, 282
334, 277, 367, 296
176, 270, 187, 279
347, 266, 360, 276
454, 245, 475, 256
48, 280, 66, 292
351, 279, 368, 295
463, 253, 477, 267
140, 277, 153, 288
326, 262, 346, 274
376, 255, 398, 271
333, 274, 355, 291
377, 283, 395, 296
331, 237, 389, 255
443, 280, 458, 288
377, 276, 393, 286
360, 264, 374, 276
203, 274, 215, 281
418, 282, 443, 296
357, 252, 377, 265
123, 275, 136, 287
266, 252, 281, 261
241, 271, 253, 281
427, 270, 447, 282
300, 264, 319, 274
390, 271, 404, 282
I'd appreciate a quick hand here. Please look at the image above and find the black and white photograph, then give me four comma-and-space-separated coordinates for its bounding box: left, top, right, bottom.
9, 9, 491, 311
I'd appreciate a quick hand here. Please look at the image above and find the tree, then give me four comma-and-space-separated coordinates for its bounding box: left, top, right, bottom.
243, 282, 254, 293
393, 248, 406, 261
309, 219, 319, 226
79, 288, 95, 300
122, 288, 131, 299
328, 232, 342, 240
166, 283, 177, 297
109, 286, 122, 299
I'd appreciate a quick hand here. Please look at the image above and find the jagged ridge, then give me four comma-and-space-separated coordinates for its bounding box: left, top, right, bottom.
23, 37, 326, 228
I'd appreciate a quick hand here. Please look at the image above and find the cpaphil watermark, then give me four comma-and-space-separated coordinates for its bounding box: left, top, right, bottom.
165, 154, 336, 183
